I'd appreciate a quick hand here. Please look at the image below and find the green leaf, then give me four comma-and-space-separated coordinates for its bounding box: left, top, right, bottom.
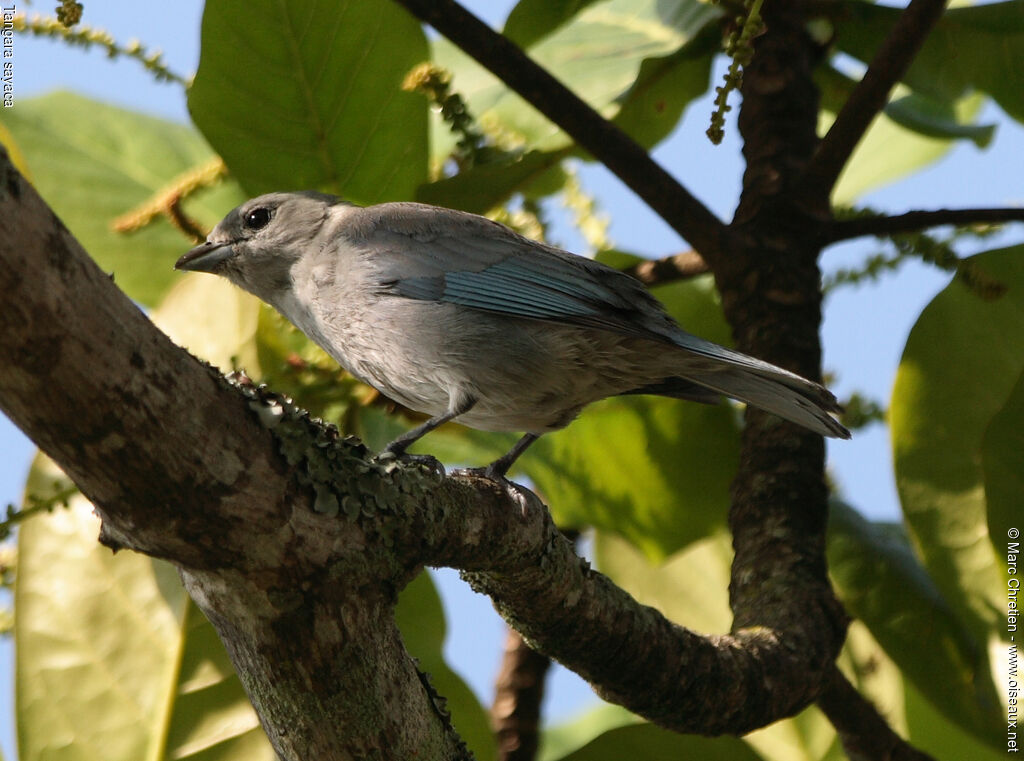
982, 367, 1024, 560
828, 501, 1003, 744
837, 0, 1024, 123
416, 149, 569, 213
891, 247, 1024, 657
396, 573, 497, 761
503, 0, 604, 48
905, 676, 1007, 760
607, 28, 716, 150
431, 0, 719, 153
884, 92, 995, 148
539, 704, 641, 761
551, 722, 764, 761
152, 274, 263, 373
829, 92, 985, 204
1, 91, 241, 306
188, 0, 429, 204
817, 64, 995, 147
593, 530, 733, 634
15, 456, 273, 761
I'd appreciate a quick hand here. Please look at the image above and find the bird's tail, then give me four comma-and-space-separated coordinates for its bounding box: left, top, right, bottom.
669, 335, 851, 439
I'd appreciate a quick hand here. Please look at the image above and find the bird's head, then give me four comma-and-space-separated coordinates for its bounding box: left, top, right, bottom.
175, 191, 344, 301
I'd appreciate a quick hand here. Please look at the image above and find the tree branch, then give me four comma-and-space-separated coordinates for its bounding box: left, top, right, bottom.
823, 207, 1024, 244
622, 250, 710, 287
389, 0, 733, 269
817, 666, 937, 761
802, 0, 949, 199
0, 155, 857, 754
492, 628, 551, 761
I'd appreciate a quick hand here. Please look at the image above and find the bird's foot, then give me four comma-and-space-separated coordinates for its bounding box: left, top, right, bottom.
374, 450, 446, 478
452, 464, 508, 482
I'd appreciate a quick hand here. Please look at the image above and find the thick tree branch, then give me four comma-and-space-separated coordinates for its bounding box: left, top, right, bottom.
817, 667, 937, 761
622, 250, 710, 287
823, 207, 1024, 244
389, 0, 733, 269
1, 156, 860, 753
802, 0, 949, 199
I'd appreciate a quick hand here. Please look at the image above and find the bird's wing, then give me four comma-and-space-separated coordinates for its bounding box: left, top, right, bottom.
352, 202, 681, 343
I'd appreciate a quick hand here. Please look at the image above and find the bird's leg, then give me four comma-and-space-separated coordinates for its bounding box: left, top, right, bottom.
468, 432, 539, 480
381, 396, 477, 471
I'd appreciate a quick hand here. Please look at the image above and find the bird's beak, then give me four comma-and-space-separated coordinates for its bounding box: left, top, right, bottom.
175, 241, 234, 273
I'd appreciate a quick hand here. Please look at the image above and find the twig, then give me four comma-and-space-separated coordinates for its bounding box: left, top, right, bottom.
491, 529, 579, 761
112, 157, 227, 243
14, 13, 188, 85
817, 666, 937, 761
623, 250, 710, 286
802, 0, 949, 198
492, 628, 552, 761
389, 0, 732, 268
823, 207, 1024, 244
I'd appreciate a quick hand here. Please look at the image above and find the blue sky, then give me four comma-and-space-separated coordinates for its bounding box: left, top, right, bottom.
2, 1, 1022, 758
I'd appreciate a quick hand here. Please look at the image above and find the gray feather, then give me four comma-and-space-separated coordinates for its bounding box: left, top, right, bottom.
177, 192, 851, 453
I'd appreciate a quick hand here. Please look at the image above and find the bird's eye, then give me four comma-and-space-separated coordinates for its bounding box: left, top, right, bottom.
243, 207, 273, 230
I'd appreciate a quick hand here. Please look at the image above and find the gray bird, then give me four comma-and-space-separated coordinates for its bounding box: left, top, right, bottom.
176, 192, 849, 477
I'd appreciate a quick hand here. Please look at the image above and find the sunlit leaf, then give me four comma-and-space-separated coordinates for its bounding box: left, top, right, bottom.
981, 370, 1024, 563
891, 247, 1024, 662
15, 456, 273, 761
416, 150, 569, 213
593, 530, 733, 634
551, 722, 763, 761
188, 0, 429, 204
837, 0, 1024, 122
539, 704, 641, 761
1, 92, 242, 306
430, 0, 719, 155
828, 500, 1003, 744
503, 0, 604, 48
152, 274, 262, 373
829, 93, 985, 204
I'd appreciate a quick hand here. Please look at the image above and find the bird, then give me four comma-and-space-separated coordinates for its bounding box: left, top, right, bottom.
175, 191, 849, 478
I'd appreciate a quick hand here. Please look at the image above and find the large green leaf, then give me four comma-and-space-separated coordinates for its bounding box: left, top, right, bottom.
15, 457, 273, 761
430, 0, 719, 155
153, 274, 263, 373
539, 704, 641, 761
828, 92, 985, 205
905, 676, 1007, 761
891, 247, 1024, 659
553, 723, 764, 761
416, 149, 570, 213
395, 573, 497, 761
188, 0, 429, 204
503, 0, 604, 48
1, 92, 242, 306
607, 28, 716, 151
981, 369, 1024, 560
837, 0, 1024, 123
593, 530, 733, 634
828, 501, 1002, 745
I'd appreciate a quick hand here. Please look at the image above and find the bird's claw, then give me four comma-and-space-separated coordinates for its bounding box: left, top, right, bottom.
374, 450, 447, 478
